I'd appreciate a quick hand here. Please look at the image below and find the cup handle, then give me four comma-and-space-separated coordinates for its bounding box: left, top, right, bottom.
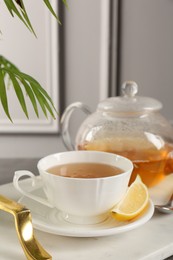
13, 170, 54, 208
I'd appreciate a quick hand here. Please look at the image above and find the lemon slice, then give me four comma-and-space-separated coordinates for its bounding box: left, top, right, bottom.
112, 175, 149, 221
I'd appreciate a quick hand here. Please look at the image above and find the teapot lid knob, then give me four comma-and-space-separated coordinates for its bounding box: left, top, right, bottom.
122, 81, 138, 97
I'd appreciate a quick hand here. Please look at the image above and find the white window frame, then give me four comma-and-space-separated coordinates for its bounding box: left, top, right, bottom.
0, 0, 59, 133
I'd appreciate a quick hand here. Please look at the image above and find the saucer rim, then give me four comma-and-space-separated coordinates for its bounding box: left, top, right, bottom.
35, 200, 154, 237
19, 194, 154, 237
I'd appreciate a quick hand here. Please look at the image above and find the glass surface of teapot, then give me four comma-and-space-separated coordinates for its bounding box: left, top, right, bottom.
61, 81, 173, 187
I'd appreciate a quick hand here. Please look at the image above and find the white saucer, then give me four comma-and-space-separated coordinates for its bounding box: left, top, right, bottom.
18, 181, 154, 237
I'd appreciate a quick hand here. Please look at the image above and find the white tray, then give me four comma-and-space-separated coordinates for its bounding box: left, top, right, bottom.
0, 175, 173, 260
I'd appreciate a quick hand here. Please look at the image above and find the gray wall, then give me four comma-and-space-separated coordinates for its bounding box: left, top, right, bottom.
120, 0, 173, 122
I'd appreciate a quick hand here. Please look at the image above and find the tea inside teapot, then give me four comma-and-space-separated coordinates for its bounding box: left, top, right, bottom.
61, 81, 173, 187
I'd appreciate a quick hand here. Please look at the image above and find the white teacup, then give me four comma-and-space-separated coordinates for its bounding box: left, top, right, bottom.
13, 151, 133, 225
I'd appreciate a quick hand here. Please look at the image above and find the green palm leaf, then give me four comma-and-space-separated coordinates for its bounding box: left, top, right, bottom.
0, 69, 12, 121
21, 79, 39, 118
0, 56, 57, 120
43, 0, 61, 24
30, 85, 48, 118
30, 83, 56, 119
3, 0, 67, 34
19, 72, 57, 112
3, 0, 36, 35
8, 72, 29, 118
16, 0, 36, 36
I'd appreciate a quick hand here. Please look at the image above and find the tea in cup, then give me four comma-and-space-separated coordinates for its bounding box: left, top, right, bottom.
13, 151, 133, 224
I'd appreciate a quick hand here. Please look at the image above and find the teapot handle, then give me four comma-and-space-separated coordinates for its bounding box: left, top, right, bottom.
60, 102, 91, 150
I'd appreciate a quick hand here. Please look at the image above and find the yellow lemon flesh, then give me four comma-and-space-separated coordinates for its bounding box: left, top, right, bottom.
112, 175, 149, 221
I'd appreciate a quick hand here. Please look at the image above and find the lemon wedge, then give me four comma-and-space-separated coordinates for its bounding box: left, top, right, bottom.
112, 175, 149, 221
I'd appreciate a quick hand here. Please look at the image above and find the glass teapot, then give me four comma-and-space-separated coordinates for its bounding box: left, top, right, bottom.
60, 81, 173, 187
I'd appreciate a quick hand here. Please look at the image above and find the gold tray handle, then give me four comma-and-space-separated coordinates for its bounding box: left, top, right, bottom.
0, 194, 52, 260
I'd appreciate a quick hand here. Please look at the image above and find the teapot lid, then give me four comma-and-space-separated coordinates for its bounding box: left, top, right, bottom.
98, 81, 162, 113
